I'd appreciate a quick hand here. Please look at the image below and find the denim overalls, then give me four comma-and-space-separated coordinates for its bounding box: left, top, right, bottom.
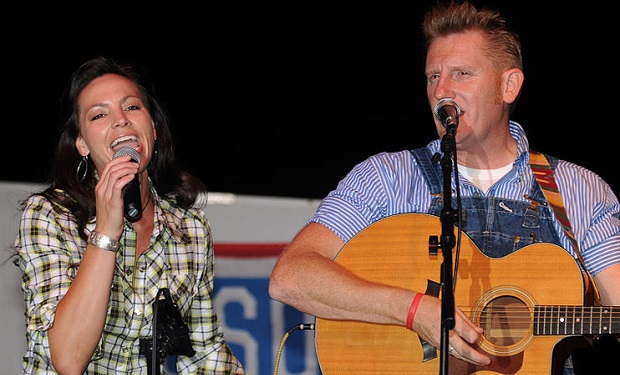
411, 147, 562, 256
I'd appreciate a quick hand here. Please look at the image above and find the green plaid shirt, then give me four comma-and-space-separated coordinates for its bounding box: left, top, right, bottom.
14, 189, 245, 374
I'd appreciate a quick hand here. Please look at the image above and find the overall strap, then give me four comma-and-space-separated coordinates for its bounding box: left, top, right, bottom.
528, 149, 601, 305
410, 147, 443, 195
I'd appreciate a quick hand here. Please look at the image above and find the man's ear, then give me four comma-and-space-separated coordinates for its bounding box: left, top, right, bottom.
503, 68, 524, 104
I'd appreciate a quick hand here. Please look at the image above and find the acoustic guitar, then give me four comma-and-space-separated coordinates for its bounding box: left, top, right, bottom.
314, 213, 620, 374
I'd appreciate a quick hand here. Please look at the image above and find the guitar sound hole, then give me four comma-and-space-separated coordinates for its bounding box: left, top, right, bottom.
479, 296, 530, 347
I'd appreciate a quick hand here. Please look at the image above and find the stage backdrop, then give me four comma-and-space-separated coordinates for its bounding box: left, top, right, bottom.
0, 181, 322, 375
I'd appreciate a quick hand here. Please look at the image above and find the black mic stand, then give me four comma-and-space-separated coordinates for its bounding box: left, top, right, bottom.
438, 129, 457, 375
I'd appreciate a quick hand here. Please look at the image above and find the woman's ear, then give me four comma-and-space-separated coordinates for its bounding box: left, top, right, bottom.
75, 135, 89, 157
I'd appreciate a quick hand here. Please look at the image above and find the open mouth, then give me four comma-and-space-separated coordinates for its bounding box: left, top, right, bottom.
111, 135, 139, 152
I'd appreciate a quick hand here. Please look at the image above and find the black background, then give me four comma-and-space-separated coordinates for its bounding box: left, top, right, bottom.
1, 2, 618, 199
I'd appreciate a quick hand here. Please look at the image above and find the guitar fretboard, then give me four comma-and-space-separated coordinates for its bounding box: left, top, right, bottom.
534, 306, 620, 335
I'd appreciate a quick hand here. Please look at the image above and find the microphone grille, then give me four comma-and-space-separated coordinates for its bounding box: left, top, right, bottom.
113, 147, 141, 163
433, 98, 462, 122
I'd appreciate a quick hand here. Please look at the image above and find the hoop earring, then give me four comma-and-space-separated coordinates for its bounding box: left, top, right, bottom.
76, 155, 89, 183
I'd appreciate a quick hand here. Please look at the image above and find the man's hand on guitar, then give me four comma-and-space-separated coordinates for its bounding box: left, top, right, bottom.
412, 294, 492, 366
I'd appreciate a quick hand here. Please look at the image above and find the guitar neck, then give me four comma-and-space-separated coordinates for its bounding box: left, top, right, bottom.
535, 305, 620, 335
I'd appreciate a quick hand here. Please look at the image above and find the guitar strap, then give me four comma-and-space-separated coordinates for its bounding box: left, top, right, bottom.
528, 150, 601, 305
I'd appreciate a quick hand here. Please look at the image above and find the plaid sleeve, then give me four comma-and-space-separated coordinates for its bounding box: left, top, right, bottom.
14, 194, 84, 371
15, 195, 82, 331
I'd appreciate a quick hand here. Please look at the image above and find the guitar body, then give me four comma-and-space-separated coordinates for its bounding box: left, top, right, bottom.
315, 213, 589, 375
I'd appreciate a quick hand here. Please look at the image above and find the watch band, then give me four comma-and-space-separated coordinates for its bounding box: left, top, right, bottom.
88, 231, 119, 252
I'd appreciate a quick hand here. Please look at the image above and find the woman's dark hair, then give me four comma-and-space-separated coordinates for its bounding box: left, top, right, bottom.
27, 56, 206, 240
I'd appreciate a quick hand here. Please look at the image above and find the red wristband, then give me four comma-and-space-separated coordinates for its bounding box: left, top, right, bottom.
406, 293, 424, 330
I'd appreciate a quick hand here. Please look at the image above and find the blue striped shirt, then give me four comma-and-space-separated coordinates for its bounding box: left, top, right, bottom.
310, 121, 620, 276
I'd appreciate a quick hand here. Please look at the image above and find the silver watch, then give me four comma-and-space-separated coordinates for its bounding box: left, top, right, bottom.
88, 231, 119, 252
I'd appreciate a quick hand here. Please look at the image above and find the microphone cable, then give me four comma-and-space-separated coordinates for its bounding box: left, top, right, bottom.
272, 323, 315, 375
151, 288, 164, 375
452, 143, 463, 292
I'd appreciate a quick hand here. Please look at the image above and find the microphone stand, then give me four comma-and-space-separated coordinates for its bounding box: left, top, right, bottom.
438, 128, 457, 375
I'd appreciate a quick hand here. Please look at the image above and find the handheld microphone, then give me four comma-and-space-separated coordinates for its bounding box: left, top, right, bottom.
434, 98, 461, 135
113, 147, 142, 222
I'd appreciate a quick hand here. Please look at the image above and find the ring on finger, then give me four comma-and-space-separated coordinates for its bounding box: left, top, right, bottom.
449, 346, 455, 353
